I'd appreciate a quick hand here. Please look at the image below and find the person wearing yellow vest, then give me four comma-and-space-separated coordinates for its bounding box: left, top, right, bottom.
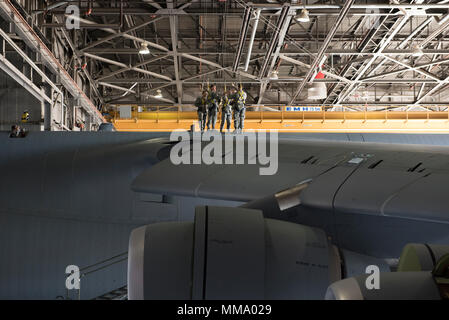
232, 86, 247, 133
194, 91, 208, 132
21, 110, 30, 123
220, 88, 234, 133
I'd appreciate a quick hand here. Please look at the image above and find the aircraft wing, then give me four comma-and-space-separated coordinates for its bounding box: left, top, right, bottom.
131, 159, 328, 202
128, 138, 449, 300
132, 139, 449, 224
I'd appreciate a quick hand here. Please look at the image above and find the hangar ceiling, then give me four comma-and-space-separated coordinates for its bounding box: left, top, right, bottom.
3, 0, 449, 111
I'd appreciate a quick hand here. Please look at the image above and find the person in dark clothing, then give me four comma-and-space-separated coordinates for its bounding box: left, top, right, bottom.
194, 91, 208, 132
9, 125, 27, 138
220, 89, 234, 133
207, 84, 220, 130
9, 125, 20, 138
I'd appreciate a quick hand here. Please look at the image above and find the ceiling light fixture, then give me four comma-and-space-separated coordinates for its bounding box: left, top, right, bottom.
295, 9, 310, 23
139, 43, 150, 55
270, 70, 279, 80
308, 82, 327, 100
412, 45, 424, 57
155, 89, 163, 99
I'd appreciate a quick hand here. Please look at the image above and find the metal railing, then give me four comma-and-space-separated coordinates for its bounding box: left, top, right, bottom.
109, 105, 449, 122
65, 252, 128, 300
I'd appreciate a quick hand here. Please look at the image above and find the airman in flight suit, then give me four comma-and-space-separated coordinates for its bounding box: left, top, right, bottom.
207, 84, 220, 130
232, 86, 247, 133
194, 91, 208, 132
220, 89, 234, 133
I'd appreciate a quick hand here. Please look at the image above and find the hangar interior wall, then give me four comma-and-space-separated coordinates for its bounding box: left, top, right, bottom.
0, 65, 42, 132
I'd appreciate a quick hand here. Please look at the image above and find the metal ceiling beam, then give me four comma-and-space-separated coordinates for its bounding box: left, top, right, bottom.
365, 16, 436, 96
135, 56, 264, 97
74, 16, 169, 52
361, 57, 449, 81
80, 16, 165, 52
142, 0, 163, 10
121, 14, 154, 93
279, 54, 353, 84
233, 6, 252, 72
415, 42, 445, 103
0, 27, 60, 97
258, 4, 290, 79
96, 55, 170, 81
381, 55, 443, 82
0, 0, 104, 122
244, 9, 261, 72
251, 4, 449, 10
336, 14, 411, 104
323, 9, 396, 105
420, 15, 449, 48
23, 0, 449, 107
335, 0, 449, 104
82, 48, 449, 56
414, 75, 449, 104
38, 6, 449, 16
75, 1, 259, 89
0, 52, 52, 103
79, 0, 198, 52
103, 78, 443, 84
52, 16, 103, 104
84, 53, 172, 81
99, 82, 137, 93
179, 53, 259, 80
168, 0, 183, 105
256, 3, 291, 104
397, 17, 433, 49
289, 0, 355, 105
103, 84, 176, 104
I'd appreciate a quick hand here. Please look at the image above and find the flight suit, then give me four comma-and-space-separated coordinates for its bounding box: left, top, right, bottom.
220, 94, 233, 133
194, 96, 208, 132
207, 90, 220, 130
233, 90, 247, 132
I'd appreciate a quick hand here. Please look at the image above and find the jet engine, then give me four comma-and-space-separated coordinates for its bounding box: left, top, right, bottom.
127, 206, 390, 300
325, 244, 449, 300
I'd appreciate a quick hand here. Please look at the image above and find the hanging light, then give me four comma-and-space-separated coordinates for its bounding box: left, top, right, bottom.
308, 82, 327, 100
412, 45, 424, 57
308, 66, 327, 100
139, 43, 150, 55
155, 89, 163, 99
270, 70, 279, 80
295, 9, 310, 23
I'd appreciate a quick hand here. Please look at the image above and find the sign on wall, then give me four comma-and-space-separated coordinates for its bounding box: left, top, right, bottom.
119, 106, 132, 119
285, 107, 322, 112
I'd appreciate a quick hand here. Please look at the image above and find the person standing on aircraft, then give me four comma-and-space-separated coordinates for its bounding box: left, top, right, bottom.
233, 86, 247, 133
220, 88, 234, 133
229, 87, 238, 131
207, 84, 220, 130
194, 91, 208, 132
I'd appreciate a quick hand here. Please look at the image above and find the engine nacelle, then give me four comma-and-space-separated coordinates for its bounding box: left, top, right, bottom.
128, 206, 341, 300
397, 243, 449, 272
325, 244, 449, 300
325, 271, 442, 300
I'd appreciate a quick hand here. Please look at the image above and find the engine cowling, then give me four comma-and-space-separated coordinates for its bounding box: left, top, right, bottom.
128, 206, 340, 300
325, 271, 442, 300
325, 244, 449, 300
